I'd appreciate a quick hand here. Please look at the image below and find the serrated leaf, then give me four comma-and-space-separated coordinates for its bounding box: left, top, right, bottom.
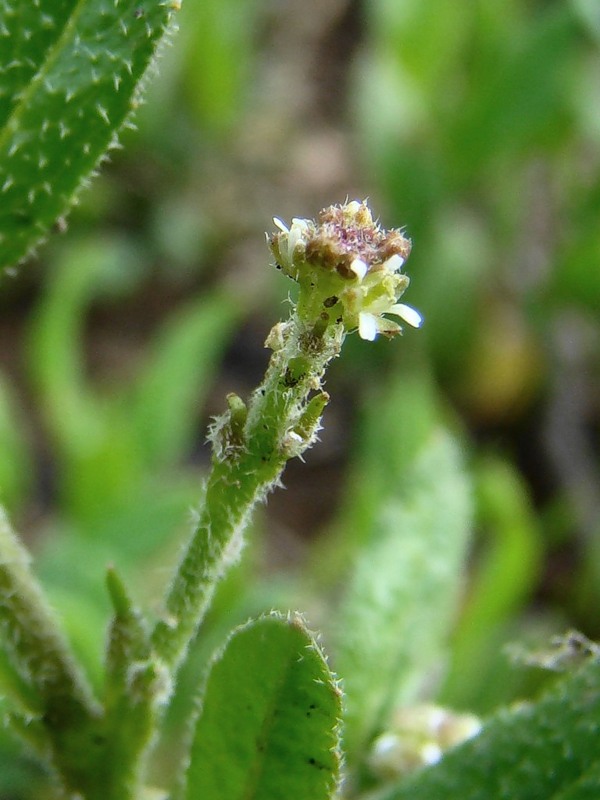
379, 655, 600, 800
184, 613, 342, 800
0, 0, 178, 272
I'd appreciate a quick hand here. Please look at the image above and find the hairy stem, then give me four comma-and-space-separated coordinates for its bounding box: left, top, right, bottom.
151, 316, 343, 670
0, 509, 103, 794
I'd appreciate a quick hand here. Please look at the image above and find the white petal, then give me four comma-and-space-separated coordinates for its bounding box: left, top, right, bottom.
420, 743, 443, 766
287, 225, 305, 261
350, 258, 368, 281
358, 312, 378, 341
388, 303, 423, 328
273, 216, 289, 233
383, 253, 405, 272
291, 217, 309, 229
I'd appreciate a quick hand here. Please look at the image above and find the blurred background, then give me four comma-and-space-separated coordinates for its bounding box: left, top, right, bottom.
1, 0, 600, 794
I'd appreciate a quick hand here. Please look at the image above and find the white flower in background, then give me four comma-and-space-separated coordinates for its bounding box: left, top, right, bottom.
269, 200, 422, 340
368, 704, 482, 779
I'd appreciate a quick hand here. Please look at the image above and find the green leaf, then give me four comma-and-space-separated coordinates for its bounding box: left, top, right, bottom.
100, 567, 163, 798
440, 455, 543, 711
0, 508, 104, 795
0, 0, 79, 130
0, 0, 179, 272
128, 291, 240, 469
570, 0, 600, 44
26, 236, 144, 520
328, 373, 441, 562
325, 374, 472, 761
0, 372, 33, 513
27, 237, 237, 525
182, 0, 259, 135
444, 5, 578, 177
554, 761, 600, 800
27, 236, 143, 457
378, 654, 600, 800
184, 613, 342, 800
335, 430, 472, 762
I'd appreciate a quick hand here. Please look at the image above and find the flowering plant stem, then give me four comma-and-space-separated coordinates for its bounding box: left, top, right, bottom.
151, 200, 420, 674
0, 201, 420, 799
151, 316, 342, 670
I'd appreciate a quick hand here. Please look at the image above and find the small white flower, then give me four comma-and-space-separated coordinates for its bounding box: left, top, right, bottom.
346, 200, 362, 215
388, 303, 423, 328
383, 254, 405, 273
350, 258, 368, 282
287, 226, 304, 262
272, 216, 289, 233
358, 312, 378, 341
419, 742, 443, 766
271, 217, 311, 273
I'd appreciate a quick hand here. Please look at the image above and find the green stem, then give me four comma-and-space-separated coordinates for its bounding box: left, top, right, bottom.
88, 567, 164, 800
0, 508, 103, 794
151, 315, 344, 671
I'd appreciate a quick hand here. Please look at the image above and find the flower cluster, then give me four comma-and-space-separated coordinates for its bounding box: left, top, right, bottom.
368, 704, 482, 778
269, 200, 422, 340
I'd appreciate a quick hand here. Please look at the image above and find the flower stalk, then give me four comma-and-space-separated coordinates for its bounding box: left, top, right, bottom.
0, 200, 420, 798
151, 200, 421, 672
151, 313, 343, 669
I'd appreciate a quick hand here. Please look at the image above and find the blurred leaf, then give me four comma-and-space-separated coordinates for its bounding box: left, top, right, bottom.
554, 211, 600, 312
555, 762, 600, 800
27, 236, 144, 458
332, 372, 440, 553
33, 475, 200, 683
324, 373, 472, 761
182, 0, 260, 136
0, 728, 46, 800
571, 0, 600, 43
44, 583, 112, 689
441, 456, 544, 711
371, 0, 471, 95
410, 209, 489, 376
0, 373, 32, 513
128, 292, 240, 469
448, 4, 578, 176
376, 653, 600, 800
184, 613, 342, 800
28, 236, 239, 524
26, 237, 147, 520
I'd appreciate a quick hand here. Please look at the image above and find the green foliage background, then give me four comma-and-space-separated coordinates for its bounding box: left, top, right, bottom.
0, 0, 599, 796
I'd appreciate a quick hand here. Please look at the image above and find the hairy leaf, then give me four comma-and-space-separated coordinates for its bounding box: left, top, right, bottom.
184, 613, 342, 800
0, 0, 179, 272
327, 375, 472, 761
